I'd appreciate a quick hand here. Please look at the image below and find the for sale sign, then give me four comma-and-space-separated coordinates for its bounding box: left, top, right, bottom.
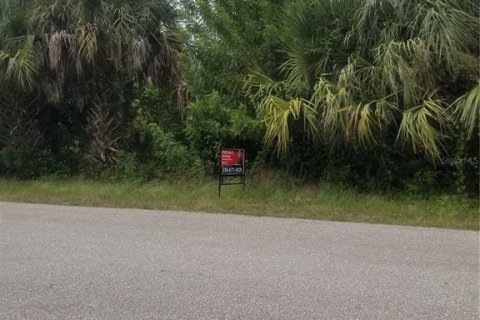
220, 148, 245, 176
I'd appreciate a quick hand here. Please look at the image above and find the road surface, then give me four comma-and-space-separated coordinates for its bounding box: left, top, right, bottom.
0, 202, 478, 319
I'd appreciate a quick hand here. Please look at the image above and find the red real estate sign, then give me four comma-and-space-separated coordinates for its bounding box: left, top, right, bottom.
220, 149, 245, 176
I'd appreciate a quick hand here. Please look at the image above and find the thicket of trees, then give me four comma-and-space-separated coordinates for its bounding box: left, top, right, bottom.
0, 0, 478, 194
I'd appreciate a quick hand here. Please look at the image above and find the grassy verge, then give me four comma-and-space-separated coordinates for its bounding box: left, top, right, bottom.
0, 177, 478, 230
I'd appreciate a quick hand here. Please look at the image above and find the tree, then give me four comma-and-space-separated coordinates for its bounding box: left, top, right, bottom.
245, 0, 479, 164
179, 0, 286, 98
0, 0, 183, 168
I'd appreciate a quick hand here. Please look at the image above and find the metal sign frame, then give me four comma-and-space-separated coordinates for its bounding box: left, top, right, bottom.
218, 148, 246, 197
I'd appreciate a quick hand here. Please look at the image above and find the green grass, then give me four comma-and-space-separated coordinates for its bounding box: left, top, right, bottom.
0, 177, 478, 230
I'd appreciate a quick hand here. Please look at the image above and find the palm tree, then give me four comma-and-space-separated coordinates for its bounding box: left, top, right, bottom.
246, 0, 479, 163
0, 0, 183, 162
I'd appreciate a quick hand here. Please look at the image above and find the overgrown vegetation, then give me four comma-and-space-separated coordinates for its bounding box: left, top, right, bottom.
0, 0, 478, 219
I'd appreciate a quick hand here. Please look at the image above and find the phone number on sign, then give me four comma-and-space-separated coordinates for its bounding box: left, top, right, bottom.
221, 167, 244, 174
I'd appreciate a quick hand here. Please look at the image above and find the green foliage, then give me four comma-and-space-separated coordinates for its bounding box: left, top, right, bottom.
0, 0, 193, 181
131, 83, 184, 139
180, 0, 285, 97
111, 98, 203, 181
396, 97, 449, 163
239, 0, 479, 192
403, 168, 439, 197
0, 0, 477, 196
245, 0, 479, 164
112, 151, 140, 181
318, 144, 437, 193
0, 0, 183, 172
185, 92, 262, 173
453, 82, 480, 139
0, 93, 59, 178
83, 123, 203, 181
0, 148, 57, 179
145, 123, 202, 178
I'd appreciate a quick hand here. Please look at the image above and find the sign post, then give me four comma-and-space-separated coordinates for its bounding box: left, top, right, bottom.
218, 148, 246, 197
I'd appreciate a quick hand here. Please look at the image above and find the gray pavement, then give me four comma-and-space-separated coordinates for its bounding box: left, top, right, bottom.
0, 201, 478, 320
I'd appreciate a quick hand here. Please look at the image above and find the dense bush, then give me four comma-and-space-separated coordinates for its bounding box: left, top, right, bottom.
110, 93, 203, 180
0, 99, 61, 178
185, 92, 262, 174
130, 83, 184, 139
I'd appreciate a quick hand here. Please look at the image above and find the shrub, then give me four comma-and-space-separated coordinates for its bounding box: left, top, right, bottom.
115, 100, 203, 180
403, 168, 439, 197
131, 83, 184, 139
185, 92, 262, 174
146, 123, 202, 178
0, 148, 59, 178
0, 104, 62, 178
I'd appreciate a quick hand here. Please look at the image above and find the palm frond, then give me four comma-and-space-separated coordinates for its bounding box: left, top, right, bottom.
353, 0, 401, 50
396, 95, 449, 162
257, 96, 318, 155
28, 0, 73, 31
0, 50, 8, 61
372, 39, 431, 108
279, 0, 356, 89
132, 37, 150, 70
107, 38, 123, 71
47, 30, 73, 71
4, 35, 37, 91
453, 82, 480, 139
413, 0, 479, 71
312, 76, 348, 143
112, 5, 135, 39
76, 23, 97, 65
345, 103, 379, 146
244, 69, 293, 102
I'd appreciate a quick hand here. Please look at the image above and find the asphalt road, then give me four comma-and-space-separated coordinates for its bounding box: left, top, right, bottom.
0, 202, 478, 320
